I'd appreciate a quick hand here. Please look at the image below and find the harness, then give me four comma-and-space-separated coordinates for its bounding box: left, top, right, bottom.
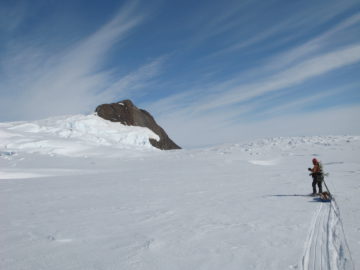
314, 162, 324, 182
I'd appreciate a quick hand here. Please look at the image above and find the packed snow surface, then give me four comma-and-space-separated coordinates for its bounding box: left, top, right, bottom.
0, 116, 359, 270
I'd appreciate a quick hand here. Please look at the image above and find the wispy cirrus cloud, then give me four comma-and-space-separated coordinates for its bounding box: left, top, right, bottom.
145, 5, 360, 146
0, 1, 27, 32
99, 56, 168, 101
195, 43, 360, 112
259, 12, 360, 74
149, 40, 360, 119
0, 1, 164, 121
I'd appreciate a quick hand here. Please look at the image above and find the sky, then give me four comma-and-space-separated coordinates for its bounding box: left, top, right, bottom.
1, 0, 360, 147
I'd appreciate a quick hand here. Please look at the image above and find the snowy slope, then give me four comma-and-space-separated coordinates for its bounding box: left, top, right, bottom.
0, 114, 159, 157
0, 117, 359, 270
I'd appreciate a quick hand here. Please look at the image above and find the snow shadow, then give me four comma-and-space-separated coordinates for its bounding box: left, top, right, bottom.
266, 194, 312, 198
267, 194, 331, 203
311, 197, 331, 203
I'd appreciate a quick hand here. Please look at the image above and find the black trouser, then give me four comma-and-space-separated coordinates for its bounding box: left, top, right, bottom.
312, 175, 323, 193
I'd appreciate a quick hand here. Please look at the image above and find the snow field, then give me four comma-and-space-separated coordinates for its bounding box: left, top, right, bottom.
0, 116, 359, 270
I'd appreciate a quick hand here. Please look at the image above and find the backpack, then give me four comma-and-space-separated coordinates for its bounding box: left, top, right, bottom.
318, 162, 323, 173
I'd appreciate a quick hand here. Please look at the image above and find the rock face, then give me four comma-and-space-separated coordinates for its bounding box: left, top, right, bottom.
95, 100, 181, 150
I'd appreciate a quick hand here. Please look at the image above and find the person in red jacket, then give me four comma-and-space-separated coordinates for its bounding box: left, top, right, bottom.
308, 158, 323, 194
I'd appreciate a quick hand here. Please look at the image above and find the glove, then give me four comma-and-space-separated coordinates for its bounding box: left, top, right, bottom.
308, 168, 312, 171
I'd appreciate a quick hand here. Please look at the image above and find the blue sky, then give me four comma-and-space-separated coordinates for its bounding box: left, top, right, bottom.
1, 0, 360, 147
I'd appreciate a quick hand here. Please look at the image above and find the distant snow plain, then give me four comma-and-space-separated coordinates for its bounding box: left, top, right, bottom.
1, 115, 359, 270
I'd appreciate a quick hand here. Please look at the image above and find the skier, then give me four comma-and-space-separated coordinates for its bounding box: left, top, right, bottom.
308, 158, 323, 195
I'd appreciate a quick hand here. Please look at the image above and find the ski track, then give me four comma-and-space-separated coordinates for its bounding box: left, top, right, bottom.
301, 199, 354, 270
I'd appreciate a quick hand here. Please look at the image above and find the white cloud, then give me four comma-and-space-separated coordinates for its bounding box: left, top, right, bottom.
259, 12, 360, 74
0, 1, 164, 121
147, 10, 360, 147
205, 2, 360, 60
101, 56, 167, 101
146, 8, 360, 125
169, 43, 360, 114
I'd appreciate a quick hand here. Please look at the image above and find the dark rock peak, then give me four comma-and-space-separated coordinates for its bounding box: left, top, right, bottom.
95, 100, 181, 150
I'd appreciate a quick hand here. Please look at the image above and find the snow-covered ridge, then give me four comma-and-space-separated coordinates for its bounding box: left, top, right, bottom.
208, 135, 360, 154
0, 114, 160, 156
1, 113, 359, 158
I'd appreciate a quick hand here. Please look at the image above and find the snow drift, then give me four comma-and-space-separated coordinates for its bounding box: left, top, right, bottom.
0, 114, 160, 156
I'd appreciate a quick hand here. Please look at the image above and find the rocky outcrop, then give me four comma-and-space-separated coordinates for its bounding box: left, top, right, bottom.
95, 100, 181, 150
